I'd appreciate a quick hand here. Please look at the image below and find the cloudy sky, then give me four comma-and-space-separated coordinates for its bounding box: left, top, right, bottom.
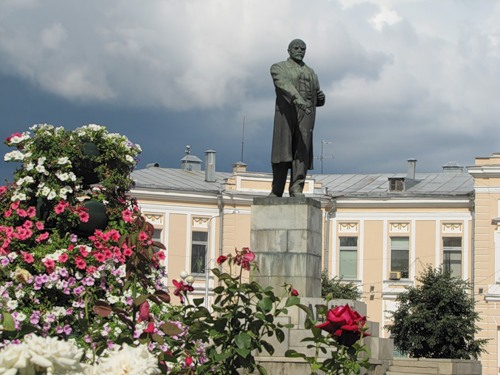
1, 0, 499, 183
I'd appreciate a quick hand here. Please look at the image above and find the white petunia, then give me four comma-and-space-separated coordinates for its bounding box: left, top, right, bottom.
46, 190, 57, 200
55, 171, 69, 181
4, 150, 25, 162
57, 157, 71, 165
24, 162, 34, 171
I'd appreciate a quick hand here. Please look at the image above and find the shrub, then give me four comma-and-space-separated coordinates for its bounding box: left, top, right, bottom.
386, 266, 487, 359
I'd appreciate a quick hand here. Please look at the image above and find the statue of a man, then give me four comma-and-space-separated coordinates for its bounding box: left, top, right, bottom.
269, 39, 325, 197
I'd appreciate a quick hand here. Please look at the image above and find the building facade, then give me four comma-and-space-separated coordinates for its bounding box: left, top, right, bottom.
131, 154, 500, 375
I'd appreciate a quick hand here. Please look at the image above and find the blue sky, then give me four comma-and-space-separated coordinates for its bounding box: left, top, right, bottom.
1, 0, 499, 183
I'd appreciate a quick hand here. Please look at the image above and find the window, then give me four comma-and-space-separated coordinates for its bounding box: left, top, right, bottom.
339, 237, 358, 279
191, 231, 208, 275
389, 178, 405, 192
391, 237, 409, 278
443, 237, 462, 277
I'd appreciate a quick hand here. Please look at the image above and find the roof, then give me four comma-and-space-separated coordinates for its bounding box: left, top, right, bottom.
131, 166, 231, 192
132, 166, 474, 199
313, 172, 473, 198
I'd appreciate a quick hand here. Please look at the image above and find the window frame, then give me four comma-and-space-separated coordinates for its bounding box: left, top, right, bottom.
339, 236, 358, 279
390, 236, 410, 279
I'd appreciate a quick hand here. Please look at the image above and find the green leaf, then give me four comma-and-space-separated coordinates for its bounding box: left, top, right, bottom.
235, 331, 252, 349
257, 297, 273, 313
235, 347, 251, 358
295, 303, 315, 321
152, 333, 165, 345
133, 294, 149, 306
257, 364, 268, 375
285, 349, 306, 359
285, 296, 300, 307
159, 322, 183, 337
1, 312, 15, 331
275, 328, 285, 343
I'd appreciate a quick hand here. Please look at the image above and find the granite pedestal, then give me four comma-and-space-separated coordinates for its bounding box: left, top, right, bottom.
250, 196, 322, 298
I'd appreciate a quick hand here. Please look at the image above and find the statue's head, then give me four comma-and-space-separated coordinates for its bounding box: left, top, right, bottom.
288, 39, 306, 63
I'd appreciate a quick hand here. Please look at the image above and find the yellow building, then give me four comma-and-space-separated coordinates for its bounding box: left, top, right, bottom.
131, 153, 500, 375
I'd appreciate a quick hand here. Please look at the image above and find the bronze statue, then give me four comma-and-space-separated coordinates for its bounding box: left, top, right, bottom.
269, 39, 325, 197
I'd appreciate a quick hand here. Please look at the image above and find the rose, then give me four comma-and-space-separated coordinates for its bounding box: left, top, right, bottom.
315, 304, 370, 346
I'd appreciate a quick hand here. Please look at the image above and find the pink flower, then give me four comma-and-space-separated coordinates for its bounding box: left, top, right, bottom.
94, 252, 106, 262
58, 253, 69, 263
35, 221, 44, 231
235, 247, 255, 271
172, 279, 194, 304
138, 231, 149, 241
43, 258, 55, 270
185, 356, 193, 366
0, 186, 7, 195
26, 206, 36, 218
78, 211, 89, 223
36, 232, 50, 243
16, 209, 27, 217
109, 229, 120, 242
144, 322, 155, 333
157, 251, 166, 260
216, 255, 228, 265
22, 252, 34, 263
4, 209, 12, 218
291, 288, 299, 296
54, 201, 69, 214
75, 256, 86, 269
122, 209, 133, 223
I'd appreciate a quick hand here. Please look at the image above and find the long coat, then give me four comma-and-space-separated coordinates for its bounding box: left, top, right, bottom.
270, 58, 324, 169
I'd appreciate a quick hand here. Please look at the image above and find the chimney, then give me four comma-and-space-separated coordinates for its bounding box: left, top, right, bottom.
232, 161, 247, 174
407, 158, 417, 179
205, 150, 216, 182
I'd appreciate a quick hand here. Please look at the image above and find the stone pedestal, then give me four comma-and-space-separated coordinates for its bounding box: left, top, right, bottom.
250, 196, 322, 298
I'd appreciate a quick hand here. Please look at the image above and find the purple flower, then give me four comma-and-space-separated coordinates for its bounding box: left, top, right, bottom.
30, 312, 40, 325
1, 258, 9, 266
70, 234, 78, 242
81, 277, 95, 286
58, 268, 68, 277
73, 286, 85, 296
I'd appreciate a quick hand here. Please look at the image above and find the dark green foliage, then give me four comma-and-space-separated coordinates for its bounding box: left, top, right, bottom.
321, 272, 362, 301
387, 266, 488, 359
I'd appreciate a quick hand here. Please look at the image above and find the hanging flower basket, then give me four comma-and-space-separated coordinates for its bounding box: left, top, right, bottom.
74, 142, 101, 186
75, 199, 108, 237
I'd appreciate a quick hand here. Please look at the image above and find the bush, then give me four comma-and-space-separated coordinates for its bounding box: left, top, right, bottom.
321, 272, 361, 301
386, 266, 487, 359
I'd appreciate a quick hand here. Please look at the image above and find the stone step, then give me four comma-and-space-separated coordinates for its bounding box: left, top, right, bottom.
387, 365, 437, 374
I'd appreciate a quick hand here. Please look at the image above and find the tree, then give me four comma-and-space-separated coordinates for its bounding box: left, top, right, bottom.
321, 272, 362, 301
387, 266, 487, 359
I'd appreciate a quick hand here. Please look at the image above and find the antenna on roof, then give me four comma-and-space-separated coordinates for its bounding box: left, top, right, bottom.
240, 116, 245, 163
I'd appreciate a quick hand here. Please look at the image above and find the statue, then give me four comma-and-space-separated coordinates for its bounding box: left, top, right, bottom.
269, 39, 325, 197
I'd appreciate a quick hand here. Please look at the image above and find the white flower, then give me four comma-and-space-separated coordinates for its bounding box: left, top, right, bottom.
16, 312, 27, 322
68, 172, 77, 182
24, 335, 84, 373
4, 150, 25, 162
125, 155, 135, 164
92, 344, 160, 375
0, 342, 31, 375
25, 162, 34, 171
57, 157, 71, 165
37, 156, 46, 165
6, 300, 18, 310
55, 171, 69, 181
39, 186, 51, 197
46, 190, 57, 200
16, 176, 34, 186
11, 192, 27, 202
35, 164, 47, 175
7, 132, 30, 145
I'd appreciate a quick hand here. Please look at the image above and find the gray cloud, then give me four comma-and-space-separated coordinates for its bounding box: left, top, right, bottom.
0, 0, 499, 181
